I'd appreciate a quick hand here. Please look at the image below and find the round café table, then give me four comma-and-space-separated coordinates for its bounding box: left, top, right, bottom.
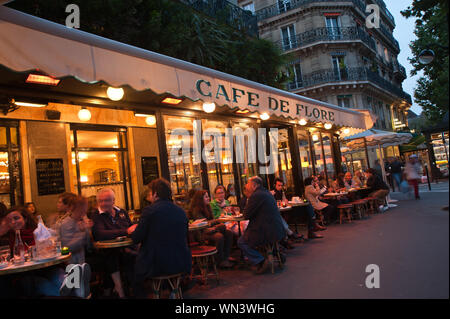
94, 238, 134, 249
188, 222, 210, 232
0, 253, 72, 276
217, 215, 245, 237
280, 203, 310, 233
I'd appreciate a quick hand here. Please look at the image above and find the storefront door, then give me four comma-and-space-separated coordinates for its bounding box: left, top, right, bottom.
70, 125, 133, 210
0, 121, 22, 208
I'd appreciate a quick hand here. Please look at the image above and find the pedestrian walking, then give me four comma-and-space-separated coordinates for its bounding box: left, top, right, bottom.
405, 154, 422, 199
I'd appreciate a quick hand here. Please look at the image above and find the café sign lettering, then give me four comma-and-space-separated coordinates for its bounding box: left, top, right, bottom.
196, 79, 335, 122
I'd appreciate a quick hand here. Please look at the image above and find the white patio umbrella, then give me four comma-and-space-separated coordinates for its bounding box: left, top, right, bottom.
345, 129, 413, 207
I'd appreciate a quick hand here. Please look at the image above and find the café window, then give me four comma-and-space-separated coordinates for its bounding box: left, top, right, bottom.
233, 122, 257, 197
164, 116, 202, 202
322, 133, 335, 179
202, 119, 235, 196
0, 122, 22, 207
297, 130, 313, 179
71, 126, 133, 210
271, 128, 294, 195
311, 133, 324, 176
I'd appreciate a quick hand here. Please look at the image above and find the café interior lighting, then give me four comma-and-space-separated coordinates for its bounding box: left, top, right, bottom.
78, 108, 91, 121
260, 112, 270, 121
343, 128, 350, 135
312, 134, 319, 141
299, 119, 307, 126
145, 115, 156, 126
80, 176, 88, 183
161, 97, 183, 105
236, 109, 250, 114
324, 123, 333, 130
203, 102, 216, 113
106, 87, 124, 101
13, 101, 47, 108
26, 74, 60, 86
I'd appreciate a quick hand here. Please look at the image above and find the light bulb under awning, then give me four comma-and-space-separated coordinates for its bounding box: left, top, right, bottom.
106, 87, 124, 101
78, 108, 91, 121
203, 102, 216, 113
260, 112, 270, 121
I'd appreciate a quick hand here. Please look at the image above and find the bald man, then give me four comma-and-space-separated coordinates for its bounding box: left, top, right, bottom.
91, 188, 137, 298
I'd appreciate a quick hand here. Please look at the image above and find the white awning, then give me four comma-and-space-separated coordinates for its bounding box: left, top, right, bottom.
0, 6, 375, 130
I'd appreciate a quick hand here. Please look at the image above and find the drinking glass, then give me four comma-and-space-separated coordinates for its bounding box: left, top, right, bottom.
55, 241, 62, 255
0, 246, 10, 264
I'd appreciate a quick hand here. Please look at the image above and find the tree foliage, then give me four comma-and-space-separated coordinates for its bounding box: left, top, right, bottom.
8, 0, 291, 88
401, 0, 449, 124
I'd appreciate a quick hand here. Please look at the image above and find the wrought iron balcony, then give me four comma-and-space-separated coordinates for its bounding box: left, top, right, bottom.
256, 0, 366, 22
288, 67, 412, 104
278, 26, 375, 52
379, 24, 400, 51
181, 0, 258, 37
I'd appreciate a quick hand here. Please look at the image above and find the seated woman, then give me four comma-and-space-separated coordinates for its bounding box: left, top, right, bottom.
210, 185, 231, 219
334, 173, 347, 191
0, 207, 89, 297
304, 177, 337, 223
188, 190, 234, 269
352, 171, 364, 188
55, 195, 93, 265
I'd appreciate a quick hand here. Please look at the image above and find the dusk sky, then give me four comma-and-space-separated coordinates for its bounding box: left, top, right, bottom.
385, 0, 423, 115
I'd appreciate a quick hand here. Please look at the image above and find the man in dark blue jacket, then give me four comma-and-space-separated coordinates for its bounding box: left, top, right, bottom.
238, 176, 286, 274
131, 178, 192, 298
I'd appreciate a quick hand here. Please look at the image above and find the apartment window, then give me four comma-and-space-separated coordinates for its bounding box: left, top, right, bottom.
337, 95, 353, 108
325, 16, 341, 40
278, 0, 291, 13
384, 48, 390, 62
242, 2, 255, 14
281, 24, 296, 50
332, 56, 347, 80
287, 61, 303, 90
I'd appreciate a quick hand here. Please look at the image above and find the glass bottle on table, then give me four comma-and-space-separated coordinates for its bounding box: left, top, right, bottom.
13, 229, 25, 265
281, 191, 288, 207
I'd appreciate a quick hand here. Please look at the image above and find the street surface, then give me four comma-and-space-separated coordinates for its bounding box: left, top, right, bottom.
185, 181, 449, 299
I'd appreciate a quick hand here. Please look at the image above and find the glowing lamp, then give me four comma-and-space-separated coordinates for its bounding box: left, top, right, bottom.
203, 102, 216, 113
146, 115, 156, 126
78, 108, 91, 121
106, 87, 124, 101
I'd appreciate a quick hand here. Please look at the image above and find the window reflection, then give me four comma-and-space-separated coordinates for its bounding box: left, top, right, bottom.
297, 130, 313, 179
202, 119, 234, 195
164, 116, 202, 200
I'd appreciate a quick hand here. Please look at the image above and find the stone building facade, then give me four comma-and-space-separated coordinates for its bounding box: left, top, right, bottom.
238, 0, 411, 131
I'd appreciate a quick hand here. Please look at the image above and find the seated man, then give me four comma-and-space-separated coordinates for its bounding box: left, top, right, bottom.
304, 177, 336, 226
365, 168, 390, 204
270, 178, 303, 243
131, 179, 192, 298
91, 188, 137, 298
237, 177, 286, 275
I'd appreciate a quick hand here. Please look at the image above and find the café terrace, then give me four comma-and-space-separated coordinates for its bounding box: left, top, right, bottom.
0, 5, 376, 214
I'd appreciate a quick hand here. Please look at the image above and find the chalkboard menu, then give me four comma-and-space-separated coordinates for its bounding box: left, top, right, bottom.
36, 159, 66, 196
141, 157, 159, 185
